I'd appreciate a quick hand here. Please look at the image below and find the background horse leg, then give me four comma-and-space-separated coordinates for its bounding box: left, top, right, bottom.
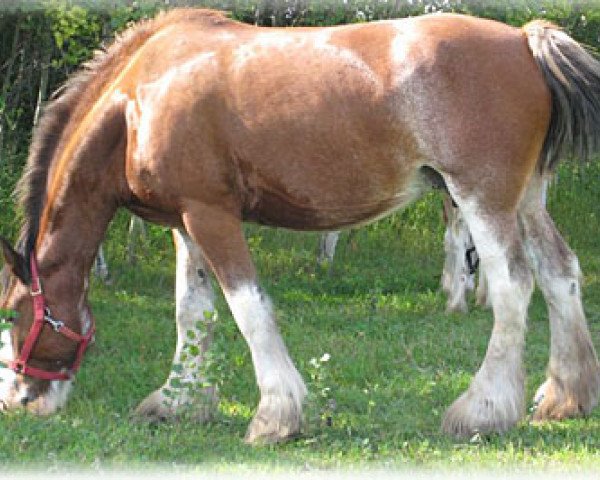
93, 214, 146, 282
93, 244, 111, 283
317, 231, 340, 266
134, 228, 217, 422
126, 215, 147, 265
442, 195, 533, 438
182, 203, 306, 444
441, 196, 476, 313
519, 177, 600, 420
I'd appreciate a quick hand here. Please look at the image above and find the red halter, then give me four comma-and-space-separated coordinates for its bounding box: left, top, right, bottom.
8, 253, 95, 381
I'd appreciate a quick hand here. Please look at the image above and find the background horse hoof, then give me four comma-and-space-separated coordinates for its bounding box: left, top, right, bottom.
244, 394, 303, 445
445, 300, 468, 314
475, 289, 490, 309
442, 389, 523, 439
132, 388, 216, 424
532, 373, 600, 422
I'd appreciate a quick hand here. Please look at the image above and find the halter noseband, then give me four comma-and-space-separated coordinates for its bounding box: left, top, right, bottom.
7, 253, 95, 381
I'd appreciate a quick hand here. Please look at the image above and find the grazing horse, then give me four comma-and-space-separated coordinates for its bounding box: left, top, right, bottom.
1, 9, 600, 443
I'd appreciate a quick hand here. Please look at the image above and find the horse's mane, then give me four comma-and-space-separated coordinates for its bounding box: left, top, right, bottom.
13, 9, 232, 263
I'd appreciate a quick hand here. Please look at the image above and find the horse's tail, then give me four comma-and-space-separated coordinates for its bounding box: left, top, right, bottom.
524, 21, 600, 173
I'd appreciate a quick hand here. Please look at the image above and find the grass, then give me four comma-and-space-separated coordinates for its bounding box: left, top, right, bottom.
1, 163, 600, 472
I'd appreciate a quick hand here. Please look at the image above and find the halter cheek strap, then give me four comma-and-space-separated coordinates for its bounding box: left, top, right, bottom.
8, 253, 95, 381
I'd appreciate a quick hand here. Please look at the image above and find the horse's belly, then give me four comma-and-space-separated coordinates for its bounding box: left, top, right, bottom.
244, 194, 400, 231
241, 168, 424, 231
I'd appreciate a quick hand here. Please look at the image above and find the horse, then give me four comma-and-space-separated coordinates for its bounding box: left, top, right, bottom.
1, 9, 600, 443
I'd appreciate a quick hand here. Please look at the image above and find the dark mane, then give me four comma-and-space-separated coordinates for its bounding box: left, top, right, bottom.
13, 8, 231, 263
14, 81, 77, 258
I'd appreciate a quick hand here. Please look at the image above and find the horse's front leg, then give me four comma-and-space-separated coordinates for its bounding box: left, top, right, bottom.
134, 228, 217, 422
182, 202, 306, 444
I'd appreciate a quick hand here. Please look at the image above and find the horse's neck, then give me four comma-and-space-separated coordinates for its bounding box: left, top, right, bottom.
36, 182, 117, 297
36, 97, 127, 286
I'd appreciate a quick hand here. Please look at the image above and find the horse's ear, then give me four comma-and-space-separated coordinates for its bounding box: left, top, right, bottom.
0, 237, 30, 285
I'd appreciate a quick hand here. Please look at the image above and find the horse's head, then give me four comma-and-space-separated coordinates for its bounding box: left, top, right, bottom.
0, 237, 93, 415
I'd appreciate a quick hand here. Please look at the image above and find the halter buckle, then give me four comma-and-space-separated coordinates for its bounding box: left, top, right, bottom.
43, 309, 64, 332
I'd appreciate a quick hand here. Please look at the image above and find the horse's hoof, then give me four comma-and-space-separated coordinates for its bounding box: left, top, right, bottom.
131, 391, 172, 423
445, 300, 468, 314
244, 417, 301, 445
475, 295, 490, 309
442, 388, 523, 439
532, 373, 600, 422
244, 394, 303, 445
132, 389, 215, 424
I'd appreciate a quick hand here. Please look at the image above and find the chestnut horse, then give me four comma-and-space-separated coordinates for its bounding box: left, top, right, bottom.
1, 9, 600, 443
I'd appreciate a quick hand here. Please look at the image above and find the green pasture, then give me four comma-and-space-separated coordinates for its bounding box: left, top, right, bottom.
1, 163, 600, 472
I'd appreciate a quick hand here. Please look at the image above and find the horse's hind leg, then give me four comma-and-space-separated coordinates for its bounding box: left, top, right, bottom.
134, 228, 217, 422
182, 204, 306, 444
519, 177, 600, 420
441, 194, 534, 437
